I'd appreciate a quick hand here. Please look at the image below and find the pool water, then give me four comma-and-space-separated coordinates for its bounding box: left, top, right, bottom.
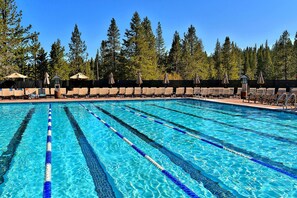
0, 99, 296, 197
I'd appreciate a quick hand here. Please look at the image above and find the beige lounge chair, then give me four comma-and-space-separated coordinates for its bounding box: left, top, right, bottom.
89, 88, 99, 97
145, 87, 155, 97
2, 88, 14, 99
141, 87, 148, 97
125, 87, 133, 97
118, 87, 125, 97
13, 89, 24, 99
193, 87, 201, 97
25, 88, 38, 99
99, 88, 109, 97
175, 87, 184, 97
154, 87, 165, 97
248, 88, 266, 103
133, 87, 142, 97
44, 88, 52, 98
185, 87, 194, 97
236, 87, 242, 98
79, 87, 88, 97
60, 88, 67, 98
164, 87, 173, 97
72, 88, 80, 97
261, 88, 275, 104
109, 88, 118, 97
66, 90, 74, 98
200, 88, 208, 98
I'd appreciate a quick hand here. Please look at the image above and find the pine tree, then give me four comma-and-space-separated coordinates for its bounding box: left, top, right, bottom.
213, 39, 222, 79
49, 39, 69, 80
168, 31, 182, 73
263, 41, 273, 79
94, 49, 100, 80
0, 0, 38, 78
36, 47, 48, 80
105, 18, 121, 77
99, 40, 108, 79
293, 33, 297, 79
68, 24, 87, 75
155, 22, 166, 69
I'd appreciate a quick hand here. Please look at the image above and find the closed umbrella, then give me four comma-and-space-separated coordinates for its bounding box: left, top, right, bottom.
108, 72, 115, 87
257, 71, 265, 87
222, 73, 229, 87
136, 71, 143, 87
44, 72, 50, 87
193, 73, 200, 87
163, 73, 170, 87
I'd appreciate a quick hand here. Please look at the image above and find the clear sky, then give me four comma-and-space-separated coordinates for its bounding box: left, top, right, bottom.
17, 0, 297, 58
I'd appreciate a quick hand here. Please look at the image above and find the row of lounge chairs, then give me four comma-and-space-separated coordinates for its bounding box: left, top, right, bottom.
247, 87, 297, 109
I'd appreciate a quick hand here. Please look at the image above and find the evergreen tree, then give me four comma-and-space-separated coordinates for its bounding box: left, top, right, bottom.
49, 39, 69, 80
68, 24, 87, 75
105, 18, 121, 77
99, 40, 108, 79
213, 39, 222, 79
293, 33, 297, 79
168, 31, 182, 73
263, 41, 273, 79
221, 37, 239, 80
155, 22, 166, 69
0, 0, 38, 78
36, 47, 48, 80
94, 49, 100, 80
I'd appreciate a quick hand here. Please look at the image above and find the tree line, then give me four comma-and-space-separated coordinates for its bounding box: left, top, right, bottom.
1, 0, 297, 82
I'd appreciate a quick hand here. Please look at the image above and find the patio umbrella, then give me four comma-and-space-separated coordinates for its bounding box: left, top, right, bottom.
163, 72, 170, 87
222, 73, 229, 86
136, 71, 143, 87
108, 72, 115, 87
193, 73, 200, 87
257, 71, 265, 86
70, 72, 89, 80
44, 72, 50, 87
4, 72, 27, 79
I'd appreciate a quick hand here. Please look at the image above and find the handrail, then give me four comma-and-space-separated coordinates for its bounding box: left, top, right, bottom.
276, 93, 287, 106
284, 93, 296, 109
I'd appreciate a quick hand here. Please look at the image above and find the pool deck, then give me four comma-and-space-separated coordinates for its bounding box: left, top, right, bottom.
0, 96, 294, 112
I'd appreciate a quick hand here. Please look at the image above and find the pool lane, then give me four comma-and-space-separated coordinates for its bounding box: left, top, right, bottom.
96, 105, 235, 198
97, 103, 297, 197
150, 104, 297, 145
121, 105, 297, 179
80, 103, 200, 198
176, 101, 297, 131
0, 108, 35, 185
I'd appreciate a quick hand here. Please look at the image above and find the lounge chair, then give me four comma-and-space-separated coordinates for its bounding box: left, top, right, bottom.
261, 88, 275, 104
66, 90, 74, 98
193, 87, 201, 97
25, 88, 38, 99
248, 88, 266, 103
72, 88, 80, 98
175, 87, 184, 97
89, 88, 99, 97
185, 87, 194, 97
145, 87, 155, 97
164, 87, 173, 97
141, 87, 148, 97
236, 88, 242, 98
38, 88, 46, 98
109, 88, 118, 97
269, 88, 287, 105
200, 88, 208, 98
154, 87, 165, 97
13, 89, 24, 99
125, 87, 133, 97
118, 87, 125, 97
2, 88, 14, 99
60, 88, 67, 98
99, 88, 109, 97
78, 87, 88, 98
44, 88, 52, 98
133, 87, 142, 97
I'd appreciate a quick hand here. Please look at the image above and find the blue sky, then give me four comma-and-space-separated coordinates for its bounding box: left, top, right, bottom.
17, 0, 297, 58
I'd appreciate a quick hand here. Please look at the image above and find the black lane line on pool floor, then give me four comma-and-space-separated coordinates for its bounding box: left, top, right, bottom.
0, 108, 35, 185
64, 107, 121, 198
150, 104, 297, 146
176, 101, 297, 131
124, 105, 297, 180
96, 105, 236, 198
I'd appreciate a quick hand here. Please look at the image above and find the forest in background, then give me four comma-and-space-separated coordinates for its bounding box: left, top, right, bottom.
1, 0, 297, 82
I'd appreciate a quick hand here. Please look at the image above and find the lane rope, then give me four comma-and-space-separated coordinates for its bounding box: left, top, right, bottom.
43, 104, 52, 198
80, 103, 199, 198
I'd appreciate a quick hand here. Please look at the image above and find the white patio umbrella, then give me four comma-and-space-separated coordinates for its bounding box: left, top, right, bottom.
257, 71, 265, 86
4, 72, 27, 79
163, 73, 170, 86
193, 73, 200, 86
108, 72, 115, 87
222, 73, 229, 85
44, 72, 50, 87
70, 72, 89, 80
136, 71, 143, 87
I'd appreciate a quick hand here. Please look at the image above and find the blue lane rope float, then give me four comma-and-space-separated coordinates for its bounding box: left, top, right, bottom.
43, 104, 52, 198
150, 104, 297, 146
79, 103, 199, 198
112, 104, 297, 180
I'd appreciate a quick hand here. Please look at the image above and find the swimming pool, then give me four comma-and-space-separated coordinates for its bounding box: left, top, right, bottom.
0, 99, 296, 197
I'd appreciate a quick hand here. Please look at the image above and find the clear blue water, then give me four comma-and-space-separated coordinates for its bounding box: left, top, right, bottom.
0, 99, 296, 197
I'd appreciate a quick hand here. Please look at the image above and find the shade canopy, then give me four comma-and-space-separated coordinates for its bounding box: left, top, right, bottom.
163, 73, 170, 85
257, 71, 265, 85
4, 72, 27, 79
70, 72, 89, 80
44, 72, 50, 85
108, 72, 115, 85
222, 73, 229, 85
136, 72, 143, 86
193, 73, 200, 85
